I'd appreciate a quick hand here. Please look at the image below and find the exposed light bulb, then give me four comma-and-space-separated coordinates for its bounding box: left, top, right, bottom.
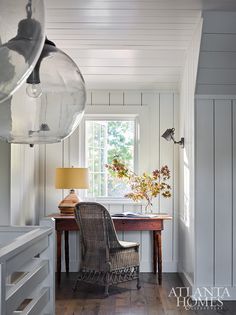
26, 83, 42, 98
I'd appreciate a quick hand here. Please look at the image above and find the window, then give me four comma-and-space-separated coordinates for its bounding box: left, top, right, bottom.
85, 118, 136, 198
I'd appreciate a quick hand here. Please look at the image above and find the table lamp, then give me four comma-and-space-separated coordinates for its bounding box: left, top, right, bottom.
55, 167, 89, 215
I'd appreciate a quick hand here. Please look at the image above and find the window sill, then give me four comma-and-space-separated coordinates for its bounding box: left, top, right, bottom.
84, 197, 144, 206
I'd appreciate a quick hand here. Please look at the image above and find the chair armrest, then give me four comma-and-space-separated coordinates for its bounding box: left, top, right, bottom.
119, 240, 140, 249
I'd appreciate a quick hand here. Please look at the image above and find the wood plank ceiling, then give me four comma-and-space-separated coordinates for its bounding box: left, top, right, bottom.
45, 0, 236, 89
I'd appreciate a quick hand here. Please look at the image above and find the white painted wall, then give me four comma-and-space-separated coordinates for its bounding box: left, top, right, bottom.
36, 90, 179, 272
11, 144, 40, 225
194, 11, 236, 299
196, 12, 236, 95
0, 142, 11, 225
178, 20, 203, 285
195, 96, 236, 298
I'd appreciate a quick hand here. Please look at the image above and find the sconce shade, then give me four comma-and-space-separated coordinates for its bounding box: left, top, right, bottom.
162, 128, 175, 141
55, 168, 89, 189
0, 0, 45, 103
0, 42, 86, 144
162, 127, 184, 148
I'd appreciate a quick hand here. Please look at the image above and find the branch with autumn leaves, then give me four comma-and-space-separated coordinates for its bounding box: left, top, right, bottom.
105, 157, 171, 211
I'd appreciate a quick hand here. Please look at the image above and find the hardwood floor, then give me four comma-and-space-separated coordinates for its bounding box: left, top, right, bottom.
56, 273, 236, 315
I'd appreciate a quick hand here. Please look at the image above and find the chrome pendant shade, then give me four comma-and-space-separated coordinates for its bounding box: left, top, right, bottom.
0, 0, 45, 103
0, 39, 86, 144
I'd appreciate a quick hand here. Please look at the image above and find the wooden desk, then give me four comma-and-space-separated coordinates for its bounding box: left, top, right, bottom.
48, 213, 172, 286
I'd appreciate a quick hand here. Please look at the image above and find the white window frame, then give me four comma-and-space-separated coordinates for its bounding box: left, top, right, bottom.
78, 105, 149, 203
81, 115, 138, 202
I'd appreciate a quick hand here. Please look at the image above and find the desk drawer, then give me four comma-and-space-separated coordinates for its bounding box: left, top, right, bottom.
55, 217, 163, 232
113, 219, 163, 231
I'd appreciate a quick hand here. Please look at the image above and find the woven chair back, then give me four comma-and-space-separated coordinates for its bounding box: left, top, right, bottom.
75, 202, 120, 252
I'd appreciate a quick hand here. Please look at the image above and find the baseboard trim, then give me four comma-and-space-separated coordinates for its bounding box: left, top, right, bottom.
177, 271, 194, 289
177, 265, 236, 301
190, 285, 236, 301
140, 261, 177, 272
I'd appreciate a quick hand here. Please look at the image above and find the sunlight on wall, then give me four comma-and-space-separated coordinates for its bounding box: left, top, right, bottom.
183, 149, 190, 228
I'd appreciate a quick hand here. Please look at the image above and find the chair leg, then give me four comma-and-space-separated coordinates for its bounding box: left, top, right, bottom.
104, 284, 109, 297
104, 272, 110, 297
136, 266, 141, 290
73, 279, 79, 292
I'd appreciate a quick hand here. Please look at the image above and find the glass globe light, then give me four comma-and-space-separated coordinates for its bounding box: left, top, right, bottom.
0, 0, 45, 103
0, 41, 86, 144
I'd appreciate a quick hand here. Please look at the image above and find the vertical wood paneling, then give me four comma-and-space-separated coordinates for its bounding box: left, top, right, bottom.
92, 91, 109, 105
63, 138, 70, 167
195, 99, 214, 286
86, 91, 92, 106
123, 204, 142, 253
140, 231, 152, 270
233, 101, 236, 286
11, 144, 37, 226
214, 100, 232, 286
195, 97, 236, 290
33, 89, 179, 272
112, 203, 144, 261
142, 92, 160, 169
38, 145, 46, 218
0, 142, 10, 225
45, 143, 63, 215
60, 231, 79, 271
109, 204, 123, 215
124, 91, 142, 106
109, 204, 124, 241
142, 92, 160, 211
110, 91, 124, 105
137, 100, 151, 207
10, 89, 178, 273
69, 127, 80, 167
160, 93, 174, 265
11, 145, 22, 225
34, 145, 40, 224
173, 94, 179, 262
160, 94, 174, 212
23, 145, 36, 225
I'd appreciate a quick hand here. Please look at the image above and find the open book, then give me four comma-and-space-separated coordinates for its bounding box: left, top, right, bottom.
111, 211, 159, 218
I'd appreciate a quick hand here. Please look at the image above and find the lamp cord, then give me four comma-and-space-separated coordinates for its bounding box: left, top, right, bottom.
26, 0, 32, 19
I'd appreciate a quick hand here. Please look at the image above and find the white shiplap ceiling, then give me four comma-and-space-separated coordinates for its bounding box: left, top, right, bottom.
45, 0, 236, 89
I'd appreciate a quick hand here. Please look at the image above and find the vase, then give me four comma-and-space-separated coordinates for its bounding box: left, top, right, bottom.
144, 200, 153, 213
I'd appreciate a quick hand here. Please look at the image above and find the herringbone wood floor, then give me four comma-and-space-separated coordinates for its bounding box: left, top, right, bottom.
56, 273, 236, 315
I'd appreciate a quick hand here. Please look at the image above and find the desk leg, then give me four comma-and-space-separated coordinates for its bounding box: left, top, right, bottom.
153, 231, 157, 274
153, 231, 162, 285
57, 230, 62, 286
64, 231, 69, 275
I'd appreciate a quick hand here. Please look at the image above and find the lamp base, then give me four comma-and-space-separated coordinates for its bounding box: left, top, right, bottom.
58, 189, 81, 215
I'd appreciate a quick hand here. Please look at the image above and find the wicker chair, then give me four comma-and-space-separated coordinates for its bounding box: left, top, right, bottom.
73, 202, 141, 296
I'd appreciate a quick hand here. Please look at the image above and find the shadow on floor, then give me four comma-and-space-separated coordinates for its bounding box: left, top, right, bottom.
56, 272, 236, 315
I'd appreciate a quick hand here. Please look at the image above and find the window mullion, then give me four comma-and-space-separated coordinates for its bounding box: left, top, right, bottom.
85, 118, 136, 200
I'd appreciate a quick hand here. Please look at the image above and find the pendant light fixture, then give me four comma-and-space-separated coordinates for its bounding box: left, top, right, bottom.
0, 0, 45, 103
0, 38, 86, 145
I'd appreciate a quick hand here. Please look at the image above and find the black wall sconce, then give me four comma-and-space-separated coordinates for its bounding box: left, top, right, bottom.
162, 128, 184, 148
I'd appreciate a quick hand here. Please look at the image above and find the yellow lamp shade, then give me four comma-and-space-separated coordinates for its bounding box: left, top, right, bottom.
55, 168, 89, 189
